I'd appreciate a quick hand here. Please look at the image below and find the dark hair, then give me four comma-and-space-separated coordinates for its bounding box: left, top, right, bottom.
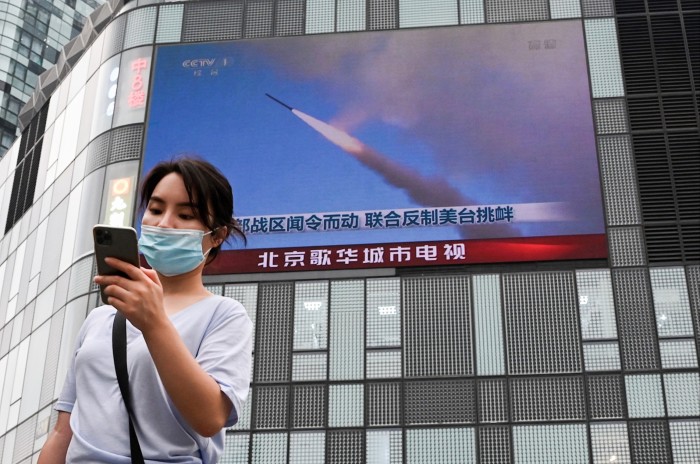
139, 155, 246, 264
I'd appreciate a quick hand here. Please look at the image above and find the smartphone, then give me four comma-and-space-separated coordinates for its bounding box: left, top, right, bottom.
93, 225, 140, 304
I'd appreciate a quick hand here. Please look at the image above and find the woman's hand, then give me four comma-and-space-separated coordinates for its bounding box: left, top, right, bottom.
93, 257, 166, 333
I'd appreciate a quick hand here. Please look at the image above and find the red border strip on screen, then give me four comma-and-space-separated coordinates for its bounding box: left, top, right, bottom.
203, 234, 608, 275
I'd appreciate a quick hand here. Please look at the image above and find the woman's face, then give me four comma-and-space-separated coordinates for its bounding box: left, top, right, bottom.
142, 172, 218, 250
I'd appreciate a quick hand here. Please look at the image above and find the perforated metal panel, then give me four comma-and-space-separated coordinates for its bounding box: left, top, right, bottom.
337, 0, 366, 32
598, 135, 642, 226
590, 422, 630, 464
12, 414, 36, 463
588, 375, 624, 419
650, 267, 694, 338
669, 420, 700, 464
255, 282, 293, 383
367, 429, 401, 464
478, 379, 508, 423
306, 0, 335, 34
513, 424, 589, 463
156, 4, 183, 43
688, 266, 700, 356
67, 255, 93, 301
252, 432, 287, 463
593, 99, 629, 134
664, 373, 700, 417
293, 281, 328, 351
290, 431, 325, 464
478, 426, 510, 464
254, 386, 289, 429
327, 429, 365, 464
244, 0, 274, 38
582, 0, 614, 17
504, 272, 582, 374
405, 380, 475, 425
585, 19, 625, 98
183, 1, 244, 42
399, 0, 458, 28
473, 274, 505, 375
292, 352, 327, 381
368, 382, 401, 426
109, 125, 143, 163
550, 0, 581, 19
85, 131, 111, 174
222, 432, 249, 463
403, 275, 472, 378
123, 7, 157, 49
275, 0, 305, 36
510, 377, 586, 421
613, 269, 660, 370
368, 0, 397, 30
366, 278, 400, 348
366, 350, 401, 379
330, 280, 364, 380
406, 428, 475, 464
609, 226, 647, 267
39, 309, 65, 407
230, 390, 252, 430
459, 0, 485, 23
102, 15, 127, 59
629, 421, 671, 464
626, 375, 666, 418
224, 283, 257, 346
292, 384, 326, 428
660, 339, 698, 369
485, 0, 548, 23
577, 269, 618, 340
329, 384, 363, 427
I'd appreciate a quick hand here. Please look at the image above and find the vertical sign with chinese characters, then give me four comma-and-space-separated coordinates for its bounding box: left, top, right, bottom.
114, 48, 152, 127
104, 176, 136, 227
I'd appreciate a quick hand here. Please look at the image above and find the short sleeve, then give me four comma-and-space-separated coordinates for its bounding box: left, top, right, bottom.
55, 311, 95, 413
196, 300, 253, 427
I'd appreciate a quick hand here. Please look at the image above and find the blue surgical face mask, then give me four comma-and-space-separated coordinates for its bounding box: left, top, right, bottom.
138, 225, 214, 276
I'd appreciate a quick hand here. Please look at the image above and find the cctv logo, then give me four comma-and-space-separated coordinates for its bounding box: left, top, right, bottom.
182, 58, 217, 68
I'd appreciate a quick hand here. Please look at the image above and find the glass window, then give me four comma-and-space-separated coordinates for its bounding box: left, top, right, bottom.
292, 352, 326, 381
90, 54, 121, 140
329, 280, 364, 380
58, 182, 83, 275
650, 267, 694, 338
367, 278, 400, 348
113, 46, 152, 128
293, 281, 328, 350
577, 269, 617, 340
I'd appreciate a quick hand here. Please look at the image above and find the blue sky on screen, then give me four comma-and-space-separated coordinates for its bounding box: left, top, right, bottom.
143, 20, 604, 250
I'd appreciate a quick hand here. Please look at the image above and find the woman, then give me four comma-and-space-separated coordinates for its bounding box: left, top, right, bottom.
39, 157, 253, 463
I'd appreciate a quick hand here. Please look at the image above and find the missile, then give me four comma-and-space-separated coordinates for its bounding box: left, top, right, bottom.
265, 93, 294, 111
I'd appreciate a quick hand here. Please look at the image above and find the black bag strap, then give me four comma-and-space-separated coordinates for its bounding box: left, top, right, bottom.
112, 311, 145, 464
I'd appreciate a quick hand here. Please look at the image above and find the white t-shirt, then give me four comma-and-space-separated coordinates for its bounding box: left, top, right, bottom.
56, 295, 253, 463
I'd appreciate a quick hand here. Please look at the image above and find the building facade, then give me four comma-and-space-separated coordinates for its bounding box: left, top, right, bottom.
0, 0, 104, 155
0, 0, 699, 462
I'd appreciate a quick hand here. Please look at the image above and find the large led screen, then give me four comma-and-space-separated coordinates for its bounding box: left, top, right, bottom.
143, 20, 607, 273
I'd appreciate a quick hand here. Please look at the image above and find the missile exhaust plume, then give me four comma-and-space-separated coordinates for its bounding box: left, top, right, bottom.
268, 95, 519, 238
